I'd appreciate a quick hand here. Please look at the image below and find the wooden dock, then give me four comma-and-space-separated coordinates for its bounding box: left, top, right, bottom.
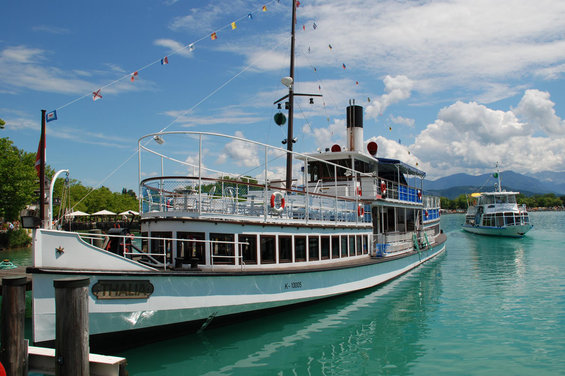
0, 266, 32, 295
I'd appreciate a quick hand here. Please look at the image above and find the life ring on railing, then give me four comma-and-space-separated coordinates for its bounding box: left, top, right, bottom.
270, 192, 285, 214
356, 186, 362, 196
380, 180, 387, 196
358, 204, 364, 217
417, 189, 422, 200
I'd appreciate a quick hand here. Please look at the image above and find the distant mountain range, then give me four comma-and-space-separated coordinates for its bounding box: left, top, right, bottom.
424, 170, 565, 199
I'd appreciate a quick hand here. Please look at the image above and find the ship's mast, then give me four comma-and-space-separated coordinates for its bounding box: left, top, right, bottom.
284, 0, 297, 190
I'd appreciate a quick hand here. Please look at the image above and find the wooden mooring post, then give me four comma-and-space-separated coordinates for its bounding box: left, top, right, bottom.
54, 277, 90, 376
0, 275, 127, 375
0, 276, 28, 375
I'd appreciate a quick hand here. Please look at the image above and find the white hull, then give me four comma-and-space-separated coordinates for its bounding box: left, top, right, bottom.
31, 241, 445, 343
462, 224, 532, 237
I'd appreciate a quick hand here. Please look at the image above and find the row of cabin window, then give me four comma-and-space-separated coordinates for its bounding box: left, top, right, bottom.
143, 232, 369, 265
482, 212, 530, 227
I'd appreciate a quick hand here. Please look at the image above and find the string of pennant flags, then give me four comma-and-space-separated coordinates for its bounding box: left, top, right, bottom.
45, 0, 371, 128
45, 0, 284, 123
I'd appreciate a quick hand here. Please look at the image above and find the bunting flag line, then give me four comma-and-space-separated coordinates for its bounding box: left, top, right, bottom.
92, 89, 102, 101
313, 22, 317, 29
328, 44, 333, 50
342, 63, 346, 69
52, 1, 280, 115
46, 110, 57, 122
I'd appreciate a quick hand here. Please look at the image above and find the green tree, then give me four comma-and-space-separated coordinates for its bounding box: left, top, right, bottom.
0, 137, 37, 220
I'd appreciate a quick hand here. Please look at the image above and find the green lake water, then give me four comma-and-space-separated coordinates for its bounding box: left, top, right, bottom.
2, 212, 564, 375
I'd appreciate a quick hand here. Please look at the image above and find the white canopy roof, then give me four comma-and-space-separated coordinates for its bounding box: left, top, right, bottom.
92, 209, 117, 216
65, 210, 90, 217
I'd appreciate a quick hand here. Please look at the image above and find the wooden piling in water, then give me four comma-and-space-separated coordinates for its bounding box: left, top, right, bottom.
0, 276, 28, 375
54, 277, 90, 376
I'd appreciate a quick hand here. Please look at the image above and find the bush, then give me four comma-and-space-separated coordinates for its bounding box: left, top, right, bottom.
0, 228, 32, 248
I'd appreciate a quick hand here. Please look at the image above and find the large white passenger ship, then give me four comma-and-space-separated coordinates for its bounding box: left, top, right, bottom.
26, 0, 446, 346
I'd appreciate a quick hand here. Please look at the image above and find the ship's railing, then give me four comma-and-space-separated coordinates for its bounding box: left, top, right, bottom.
78, 231, 250, 270
140, 176, 371, 224
366, 178, 422, 203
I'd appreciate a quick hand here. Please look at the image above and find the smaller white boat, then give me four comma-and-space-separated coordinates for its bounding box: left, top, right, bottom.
462, 165, 533, 237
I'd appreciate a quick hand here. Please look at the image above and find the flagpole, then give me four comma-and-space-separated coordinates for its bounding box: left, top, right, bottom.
40, 109, 46, 228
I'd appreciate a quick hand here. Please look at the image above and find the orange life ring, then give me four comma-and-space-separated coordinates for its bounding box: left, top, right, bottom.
356, 186, 362, 196
417, 189, 422, 200
270, 192, 285, 214
358, 204, 364, 217
380, 181, 387, 195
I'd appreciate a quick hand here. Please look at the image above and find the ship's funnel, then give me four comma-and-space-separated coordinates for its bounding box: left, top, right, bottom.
346, 100, 363, 152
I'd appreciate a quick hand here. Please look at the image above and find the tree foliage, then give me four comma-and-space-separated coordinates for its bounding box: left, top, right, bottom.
0, 137, 37, 220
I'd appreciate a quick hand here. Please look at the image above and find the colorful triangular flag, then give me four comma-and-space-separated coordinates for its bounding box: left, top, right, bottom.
231, 22, 237, 30
313, 22, 317, 29
161, 56, 169, 65
92, 89, 102, 101
262, 5, 267, 11
296, 1, 300, 7
211, 32, 217, 40
302, 25, 305, 31
328, 44, 333, 50
189, 44, 194, 51
248, 12, 253, 19
342, 63, 346, 69
46, 110, 57, 123
131, 71, 138, 81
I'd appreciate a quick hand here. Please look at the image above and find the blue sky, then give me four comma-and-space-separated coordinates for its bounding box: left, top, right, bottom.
2, 0, 565, 192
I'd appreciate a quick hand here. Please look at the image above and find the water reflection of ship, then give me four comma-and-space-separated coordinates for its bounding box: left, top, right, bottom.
124, 252, 445, 375
466, 235, 528, 286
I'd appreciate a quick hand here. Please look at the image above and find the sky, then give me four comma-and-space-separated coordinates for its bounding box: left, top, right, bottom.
2, 0, 565, 193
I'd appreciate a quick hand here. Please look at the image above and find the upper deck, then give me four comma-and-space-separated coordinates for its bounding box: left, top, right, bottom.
138, 132, 438, 227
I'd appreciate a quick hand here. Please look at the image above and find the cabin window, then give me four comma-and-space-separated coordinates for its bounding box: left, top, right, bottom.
495, 213, 504, 227
349, 235, 356, 256
309, 236, 320, 261
176, 232, 205, 264
210, 233, 235, 265
150, 231, 172, 265
240, 234, 258, 264
331, 236, 340, 258
341, 236, 348, 257
260, 235, 276, 264
356, 235, 362, 256
505, 213, 515, 226
363, 235, 369, 254
279, 236, 292, 263
295, 236, 306, 262
321, 236, 330, 259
